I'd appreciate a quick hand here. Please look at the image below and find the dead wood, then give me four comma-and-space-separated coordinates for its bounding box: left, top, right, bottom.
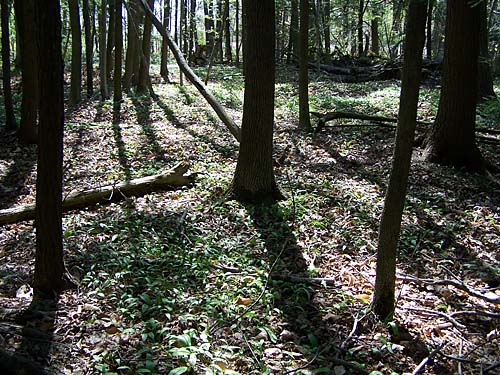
138, 0, 241, 142
0, 162, 195, 226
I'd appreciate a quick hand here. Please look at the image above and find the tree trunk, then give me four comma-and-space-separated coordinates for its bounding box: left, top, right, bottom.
287, 0, 299, 63
235, 0, 240, 65
14, 7, 21, 69
230, 0, 283, 203
358, 0, 364, 57
33, 0, 75, 294
189, 0, 197, 63
123, 0, 141, 90
372, 0, 427, 321
160, 0, 170, 82
83, 0, 94, 97
323, 0, 331, 63
137, 0, 153, 93
224, 0, 231, 62
14, 0, 38, 144
477, 0, 496, 101
106, 1, 115, 79
68, 0, 82, 107
371, 10, 379, 55
423, 0, 483, 170
99, 0, 109, 99
174, 0, 179, 44
299, 0, 311, 130
203, 0, 214, 49
216, 0, 223, 62
1, 0, 16, 130
426, 0, 434, 60
114, 0, 122, 102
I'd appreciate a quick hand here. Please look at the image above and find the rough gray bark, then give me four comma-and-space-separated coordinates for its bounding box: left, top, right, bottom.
372, 0, 427, 321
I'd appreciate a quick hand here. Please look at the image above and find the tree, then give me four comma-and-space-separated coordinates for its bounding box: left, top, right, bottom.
224, 0, 231, 62
114, 0, 123, 102
477, 0, 496, 101
106, 1, 116, 79
137, 0, 154, 93
33, 0, 75, 294
83, 0, 94, 97
299, 0, 311, 131
160, 0, 171, 82
1, 0, 16, 130
203, 0, 215, 50
372, 0, 427, 321
99, 0, 109, 99
230, 0, 283, 203
287, 0, 299, 63
68, 0, 82, 107
14, 0, 38, 144
423, 0, 483, 170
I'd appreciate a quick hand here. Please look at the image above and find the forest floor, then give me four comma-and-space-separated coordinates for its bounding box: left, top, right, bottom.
0, 65, 499, 375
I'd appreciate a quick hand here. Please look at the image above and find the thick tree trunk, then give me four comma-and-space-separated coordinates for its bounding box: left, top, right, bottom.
14, 0, 38, 144
371, 11, 380, 55
230, 0, 283, 202
33, 0, 75, 293
299, 0, 311, 131
99, 0, 109, 99
140, 0, 241, 141
68, 0, 82, 107
423, 0, 483, 170
1, 0, 16, 130
203, 0, 214, 49
0, 163, 195, 226
372, 0, 427, 321
137, 0, 154, 93
113, 0, 122, 102
82, 0, 94, 97
123, 0, 141, 91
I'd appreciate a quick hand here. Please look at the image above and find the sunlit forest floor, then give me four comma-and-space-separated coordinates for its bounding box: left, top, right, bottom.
1, 65, 499, 375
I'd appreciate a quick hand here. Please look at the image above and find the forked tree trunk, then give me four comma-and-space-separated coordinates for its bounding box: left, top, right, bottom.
1, 0, 16, 130
299, 0, 311, 130
372, 0, 427, 321
423, 0, 483, 170
68, 0, 82, 107
230, 0, 283, 202
33, 0, 76, 294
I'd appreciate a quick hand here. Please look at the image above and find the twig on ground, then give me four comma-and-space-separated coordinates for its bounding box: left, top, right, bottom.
411, 341, 447, 375
402, 306, 466, 329
397, 274, 500, 304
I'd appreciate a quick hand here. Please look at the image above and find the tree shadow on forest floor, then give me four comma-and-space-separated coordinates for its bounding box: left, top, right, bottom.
0, 293, 59, 375
111, 102, 132, 181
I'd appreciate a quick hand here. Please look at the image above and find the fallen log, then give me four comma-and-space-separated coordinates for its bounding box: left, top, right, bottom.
138, 0, 241, 142
0, 162, 195, 226
311, 111, 500, 141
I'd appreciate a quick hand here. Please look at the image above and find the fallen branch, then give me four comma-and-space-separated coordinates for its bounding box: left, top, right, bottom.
0, 162, 195, 226
402, 307, 466, 329
138, 0, 241, 142
397, 274, 500, 304
412, 341, 447, 375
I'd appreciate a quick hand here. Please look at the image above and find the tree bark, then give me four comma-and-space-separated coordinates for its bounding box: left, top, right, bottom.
323, 0, 331, 63
235, 0, 240, 65
68, 0, 82, 107
33, 0, 75, 293
160, 0, 171, 82
139, 0, 241, 142
14, 0, 38, 144
230, 0, 283, 202
299, 0, 311, 131
372, 0, 427, 321
1, 0, 16, 130
371, 10, 379, 55
287, 0, 299, 63
99, 0, 109, 99
123, 0, 141, 91
0, 163, 195, 226
203, 0, 214, 49
137, 0, 154, 93
423, 0, 483, 170
83, 0, 94, 97
426, 0, 434, 60
113, 0, 122, 102
477, 0, 496, 101
224, 0, 231, 62
358, 0, 364, 56
106, 1, 115, 79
